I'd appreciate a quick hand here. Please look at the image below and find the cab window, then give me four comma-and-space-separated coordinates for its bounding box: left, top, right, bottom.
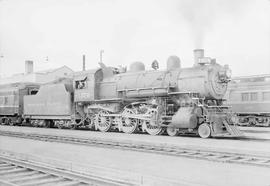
241, 93, 249, 101
76, 80, 87, 89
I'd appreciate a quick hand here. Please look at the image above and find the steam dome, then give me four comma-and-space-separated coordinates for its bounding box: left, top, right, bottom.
167, 56, 181, 70
129, 62, 145, 72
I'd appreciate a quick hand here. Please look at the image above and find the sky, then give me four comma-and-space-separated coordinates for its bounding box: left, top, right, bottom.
0, 0, 269, 77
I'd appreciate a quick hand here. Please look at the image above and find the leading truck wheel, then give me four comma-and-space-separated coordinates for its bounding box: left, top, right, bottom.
166, 126, 179, 136
198, 123, 211, 138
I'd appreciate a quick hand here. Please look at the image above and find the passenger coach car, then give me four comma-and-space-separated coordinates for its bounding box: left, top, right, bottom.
0, 82, 39, 125
224, 74, 270, 127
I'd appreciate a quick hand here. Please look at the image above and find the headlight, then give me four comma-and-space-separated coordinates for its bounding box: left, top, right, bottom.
230, 115, 238, 124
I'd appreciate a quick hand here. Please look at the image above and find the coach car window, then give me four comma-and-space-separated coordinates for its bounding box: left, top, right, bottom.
241, 93, 249, 101
4, 96, 8, 104
0, 97, 4, 104
250, 92, 258, 101
263, 92, 270, 101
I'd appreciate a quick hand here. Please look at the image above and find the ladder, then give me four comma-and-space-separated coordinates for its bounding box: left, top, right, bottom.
223, 119, 244, 137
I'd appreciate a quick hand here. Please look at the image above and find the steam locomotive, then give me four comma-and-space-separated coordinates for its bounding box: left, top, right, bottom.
0, 49, 242, 138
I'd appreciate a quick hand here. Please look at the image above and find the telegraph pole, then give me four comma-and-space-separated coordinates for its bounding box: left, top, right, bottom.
0, 55, 3, 79
100, 49, 104, 63
82, 54, 86, 71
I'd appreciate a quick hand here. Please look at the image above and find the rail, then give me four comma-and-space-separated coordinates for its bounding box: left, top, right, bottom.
0, 150, 198, 186
0, 153, 134, 186
0, 130, 270, 169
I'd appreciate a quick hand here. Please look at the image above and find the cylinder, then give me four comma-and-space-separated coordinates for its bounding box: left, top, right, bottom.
25, 60, 33, 74
193, 49, 204, 66
170, 107, 198, 129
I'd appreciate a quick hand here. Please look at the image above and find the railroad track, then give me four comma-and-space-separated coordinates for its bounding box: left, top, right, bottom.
0, 154, 135, 186
1, 130, 270, 169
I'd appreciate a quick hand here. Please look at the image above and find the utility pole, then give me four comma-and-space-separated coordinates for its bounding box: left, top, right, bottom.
82, 54, 86, 71
0, 55, 4, 79
100, 49, 104, 63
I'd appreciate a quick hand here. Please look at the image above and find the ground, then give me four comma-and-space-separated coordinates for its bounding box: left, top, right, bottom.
0, 126, 270, 186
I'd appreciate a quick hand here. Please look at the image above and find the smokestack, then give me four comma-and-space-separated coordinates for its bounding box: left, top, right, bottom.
193, 49, 204, 66
25, 60, 33, 74
82, 55, 86, 71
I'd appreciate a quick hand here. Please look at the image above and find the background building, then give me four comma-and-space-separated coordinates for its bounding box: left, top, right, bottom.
0, 61, 73, 85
